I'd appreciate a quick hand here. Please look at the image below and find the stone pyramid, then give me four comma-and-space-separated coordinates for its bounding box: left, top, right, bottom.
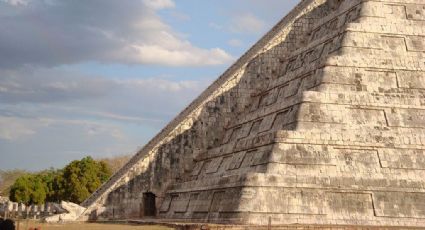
81, 0, 425, 227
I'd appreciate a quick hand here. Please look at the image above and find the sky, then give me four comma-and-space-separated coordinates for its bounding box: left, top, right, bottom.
0, 0, 300, 171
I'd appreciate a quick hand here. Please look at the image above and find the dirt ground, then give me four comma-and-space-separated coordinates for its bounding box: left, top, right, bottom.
14, 220, 173, 230
12, 220, 425, 230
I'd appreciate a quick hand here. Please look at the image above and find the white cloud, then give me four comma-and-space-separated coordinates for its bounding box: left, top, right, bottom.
84, 110, 164, 124
0, 0, 233, 68
228, 39, 244, 47
0, 68, 115, 103
129, 45, 233, 66
40, 118, 127, 141
108, 18, 234, 66
142, 0, 175, 10
0, 117, 37, 140
1, 0, 29, 6
118, 78, 204, 92
229, 13, 266, 34
0, 86, 8, 93
0, 68, 208, 104
0, 115, 128, 142
0, 67, 210, 138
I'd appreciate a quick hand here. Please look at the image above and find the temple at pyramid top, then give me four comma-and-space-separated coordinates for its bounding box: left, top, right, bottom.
80, 0, 425, 227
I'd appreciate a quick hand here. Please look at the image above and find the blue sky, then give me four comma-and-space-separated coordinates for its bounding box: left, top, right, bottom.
0, 0, 299, 171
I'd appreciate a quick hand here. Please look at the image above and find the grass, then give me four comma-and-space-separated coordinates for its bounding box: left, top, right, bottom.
14, 220, 174, 230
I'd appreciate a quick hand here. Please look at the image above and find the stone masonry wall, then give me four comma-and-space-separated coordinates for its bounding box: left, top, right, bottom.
81, 0, 330, 214
157, 0, 425, 226
83, 0, 425, 227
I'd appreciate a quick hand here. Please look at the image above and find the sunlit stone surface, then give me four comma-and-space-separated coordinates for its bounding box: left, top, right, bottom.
81, 0, 425, 227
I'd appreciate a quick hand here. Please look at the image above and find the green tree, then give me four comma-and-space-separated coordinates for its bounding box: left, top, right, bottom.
39, 169, 64, 202
9, 175, 32, 204
9, 174, 46, 205
61, 157, 111, 203
8, 156, 112, 204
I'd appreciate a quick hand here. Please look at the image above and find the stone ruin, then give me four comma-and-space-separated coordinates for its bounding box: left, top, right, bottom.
44, 201, 86, 223
80, 0, 425, 227
0, 200, 85, 223
0, 202, 51, 219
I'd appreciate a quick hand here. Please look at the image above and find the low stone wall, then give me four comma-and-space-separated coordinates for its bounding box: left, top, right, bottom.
0, 201, 61, 219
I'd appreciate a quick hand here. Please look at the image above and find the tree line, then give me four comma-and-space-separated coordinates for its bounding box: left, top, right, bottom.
8, 157, 111, 205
